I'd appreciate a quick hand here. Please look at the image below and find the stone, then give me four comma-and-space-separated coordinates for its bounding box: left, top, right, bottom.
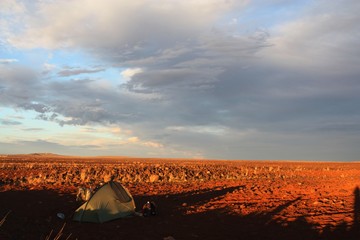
149, 174, 159, 183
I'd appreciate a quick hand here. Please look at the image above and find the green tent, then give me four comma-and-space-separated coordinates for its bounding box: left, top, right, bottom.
73, 181, 136, 223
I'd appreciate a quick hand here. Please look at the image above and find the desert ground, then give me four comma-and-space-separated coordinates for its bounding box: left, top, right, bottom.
1, 154, 360, 240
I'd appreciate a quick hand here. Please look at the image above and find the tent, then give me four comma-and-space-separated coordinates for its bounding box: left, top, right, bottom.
73, 181, 136, 223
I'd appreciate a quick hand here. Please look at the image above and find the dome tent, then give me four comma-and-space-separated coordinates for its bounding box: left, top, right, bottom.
73, 181, 136, 223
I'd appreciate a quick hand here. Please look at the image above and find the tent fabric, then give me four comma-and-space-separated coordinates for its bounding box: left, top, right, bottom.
73, 181, 136, 223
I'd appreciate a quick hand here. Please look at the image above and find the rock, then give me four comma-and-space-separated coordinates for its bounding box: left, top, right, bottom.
168, 173, 175, 182
80, 170, 87, 181
149, 174, 159, 183
103, 174, 112, 183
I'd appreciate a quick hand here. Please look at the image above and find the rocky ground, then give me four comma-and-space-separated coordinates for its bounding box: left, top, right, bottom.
1, 154, 360, 239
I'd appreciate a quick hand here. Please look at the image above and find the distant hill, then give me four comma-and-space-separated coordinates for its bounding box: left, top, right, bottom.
29, 153, 62, 156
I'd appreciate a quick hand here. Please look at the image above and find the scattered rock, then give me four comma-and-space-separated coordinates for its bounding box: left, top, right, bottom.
149, 174, 159, 183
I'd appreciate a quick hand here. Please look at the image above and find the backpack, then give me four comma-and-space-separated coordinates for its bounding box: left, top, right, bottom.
142, 201, 157, 217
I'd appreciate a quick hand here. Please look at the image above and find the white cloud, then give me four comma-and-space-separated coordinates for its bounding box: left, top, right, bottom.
167, 125, 229, 136
121, 68, 143, 81
0, 59, 18, 64
42, 63, 56, 75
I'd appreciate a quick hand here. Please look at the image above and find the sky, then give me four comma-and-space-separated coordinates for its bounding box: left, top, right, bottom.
0, 0, 359, 161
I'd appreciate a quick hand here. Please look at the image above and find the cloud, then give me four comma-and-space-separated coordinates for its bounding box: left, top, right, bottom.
0, 59, 18, 64
0, 0, 25, 14
6, 0, 247, 49
166, 125, 229, 136
143, 141, 163, 148
20, 102, 51, 113
57, 67, 105, 77
262, 0, 360, 73
0, 64, 41, 107
42, 63, 56, 75
0, 118, 21, 125
22, 128, 43, 131
120, 68, 143, 81
126, 137, 139, 143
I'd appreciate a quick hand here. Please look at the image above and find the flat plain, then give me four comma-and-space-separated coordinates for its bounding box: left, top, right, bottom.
1, 154, 360, 239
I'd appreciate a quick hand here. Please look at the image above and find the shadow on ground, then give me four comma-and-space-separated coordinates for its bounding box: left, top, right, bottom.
1, 185, 360, 240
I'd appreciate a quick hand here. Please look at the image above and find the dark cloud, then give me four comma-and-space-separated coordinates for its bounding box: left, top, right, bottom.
22, 128, 44, 131
0, 64, 42, 107
57, 67, 105, 77
19, 102, 52, 113
0, 119, 21, 125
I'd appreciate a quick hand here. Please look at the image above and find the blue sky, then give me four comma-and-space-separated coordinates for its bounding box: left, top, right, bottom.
1, 0, 360, 160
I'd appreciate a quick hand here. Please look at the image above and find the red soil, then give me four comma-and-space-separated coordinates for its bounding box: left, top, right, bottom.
1, 154, 360, 239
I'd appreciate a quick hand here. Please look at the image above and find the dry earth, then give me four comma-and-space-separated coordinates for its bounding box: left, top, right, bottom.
1, 154, 360, 239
